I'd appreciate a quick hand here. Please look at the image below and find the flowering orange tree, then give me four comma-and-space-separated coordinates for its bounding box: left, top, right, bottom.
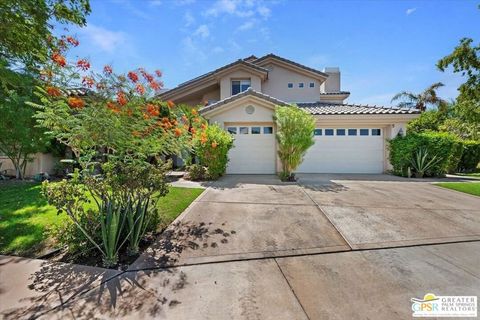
31, 36, 199, 163
192, 124, 234, 180
30, 36, 208, 266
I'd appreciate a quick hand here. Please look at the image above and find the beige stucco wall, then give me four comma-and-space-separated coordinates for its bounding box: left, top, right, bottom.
208, 100, 275, 126
202, 88, 220, 104
0, 153, 58, 178
219, 71, 262, 100
261, 64, 320, 103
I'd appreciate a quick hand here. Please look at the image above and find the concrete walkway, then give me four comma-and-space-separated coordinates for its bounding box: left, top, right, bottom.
1, 174, 479, 319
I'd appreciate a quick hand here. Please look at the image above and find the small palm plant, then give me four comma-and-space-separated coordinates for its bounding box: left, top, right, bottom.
410, 147, 440, 178
274, 105, 315, 181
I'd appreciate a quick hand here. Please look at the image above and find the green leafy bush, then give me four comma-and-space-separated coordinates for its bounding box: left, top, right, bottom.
407, 110, 445, 134
47, 207, 101, 257
194, 124, 234, 180
186, 164, 207, 181
388, 132, 462, 177
274, 105, 315, 181
457, 140, 480, 172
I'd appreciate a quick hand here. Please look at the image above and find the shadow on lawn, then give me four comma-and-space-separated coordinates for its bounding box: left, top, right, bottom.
0, 221, 235, 319
0, 183, 55, 256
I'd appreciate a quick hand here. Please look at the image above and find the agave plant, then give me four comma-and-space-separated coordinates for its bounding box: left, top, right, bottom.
126, 196, 152, 255
99, 197, 127, 267
410, 147, 440, 178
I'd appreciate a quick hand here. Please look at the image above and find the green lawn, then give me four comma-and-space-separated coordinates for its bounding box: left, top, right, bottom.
436, 182, 480, 197
0, 182, 203, 256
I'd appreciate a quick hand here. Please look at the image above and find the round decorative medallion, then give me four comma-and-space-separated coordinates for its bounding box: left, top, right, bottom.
245, 105, 255, 114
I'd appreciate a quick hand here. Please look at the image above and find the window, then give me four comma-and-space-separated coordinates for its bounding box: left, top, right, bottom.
325, 129, 334, 136
239, 127, 249, 134
287, 83, 293, 88
336, 129, 346, 136
348, 129, 357, 136
232, 79, 251, 95
371, 129, 381, 136
360, 129, 369, 136
309, 82, 315, 88
314, 128, 322, 136
251, 127, 261, 134
298, 82, 304, 88
227, 127, 237, 135
263, 127, 273, 134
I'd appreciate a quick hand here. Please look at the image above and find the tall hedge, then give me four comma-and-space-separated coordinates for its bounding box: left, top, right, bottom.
457, 140, 480, 172
388, 132, 463, 177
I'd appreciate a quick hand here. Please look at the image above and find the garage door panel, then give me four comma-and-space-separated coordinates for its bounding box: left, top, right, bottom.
226, 126, 276, 174
298, 130, 384, 174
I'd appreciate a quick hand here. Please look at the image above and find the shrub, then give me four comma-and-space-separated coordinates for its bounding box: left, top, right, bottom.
457, 140, 480, 172
194, 124, 234, 180
274, 105, 315, 181
407, 110, 445, 134
388, 132, 462, 177
47, 208, 101, 257
186, 164, 207, 181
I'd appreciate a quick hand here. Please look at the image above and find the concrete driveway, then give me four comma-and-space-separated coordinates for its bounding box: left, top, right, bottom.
5, 174, 479, 319
132, 174, 480, 268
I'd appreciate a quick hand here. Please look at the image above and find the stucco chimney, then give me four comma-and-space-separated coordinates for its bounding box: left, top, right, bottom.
321, 67, 341, 93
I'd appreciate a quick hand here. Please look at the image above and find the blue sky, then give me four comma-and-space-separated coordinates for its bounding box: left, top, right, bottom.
64, 0, 479, 106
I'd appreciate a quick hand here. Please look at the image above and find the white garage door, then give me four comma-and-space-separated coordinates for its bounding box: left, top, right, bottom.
226, 125, 276, 174
298, 128, 384, 174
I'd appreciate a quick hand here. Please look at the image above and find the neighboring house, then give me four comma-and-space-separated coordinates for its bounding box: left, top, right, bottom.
159, 54, 420, 174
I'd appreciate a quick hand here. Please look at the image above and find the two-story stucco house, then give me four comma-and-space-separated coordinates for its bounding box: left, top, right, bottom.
158, 54, 420, 174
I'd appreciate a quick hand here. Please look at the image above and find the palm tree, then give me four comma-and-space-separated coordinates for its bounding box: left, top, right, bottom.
391, 82, 446, 112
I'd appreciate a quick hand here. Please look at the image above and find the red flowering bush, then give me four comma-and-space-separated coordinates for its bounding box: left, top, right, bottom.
30, 36, 209, 267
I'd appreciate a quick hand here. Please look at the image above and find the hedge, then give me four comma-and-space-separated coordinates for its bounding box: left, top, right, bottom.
457, 140, 480, 172
388, 132, 463, 177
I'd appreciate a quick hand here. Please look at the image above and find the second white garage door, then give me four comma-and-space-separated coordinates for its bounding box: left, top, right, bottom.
297, 128, 384, 174
226, 125, 276, 174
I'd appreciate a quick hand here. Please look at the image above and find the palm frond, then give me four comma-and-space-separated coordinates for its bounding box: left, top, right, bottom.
391, 91, 418, 103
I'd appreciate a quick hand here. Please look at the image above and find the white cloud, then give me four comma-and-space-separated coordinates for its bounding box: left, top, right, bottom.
193, 24, 210, 38
406, 8, 417, 15
181, 36, 207, 65
257, 5, 270, 19
80, 24, 127, 53
184, 11, 195, 27
237, 20, 255, 31
204, 0, 269, 18
205, 0, 237, 16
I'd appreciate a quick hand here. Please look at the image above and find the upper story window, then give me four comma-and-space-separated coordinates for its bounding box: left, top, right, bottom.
232, 79, 251, 95
298, 82, 304, 88
287, 83, 293, 88
309, 82, 315, 88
